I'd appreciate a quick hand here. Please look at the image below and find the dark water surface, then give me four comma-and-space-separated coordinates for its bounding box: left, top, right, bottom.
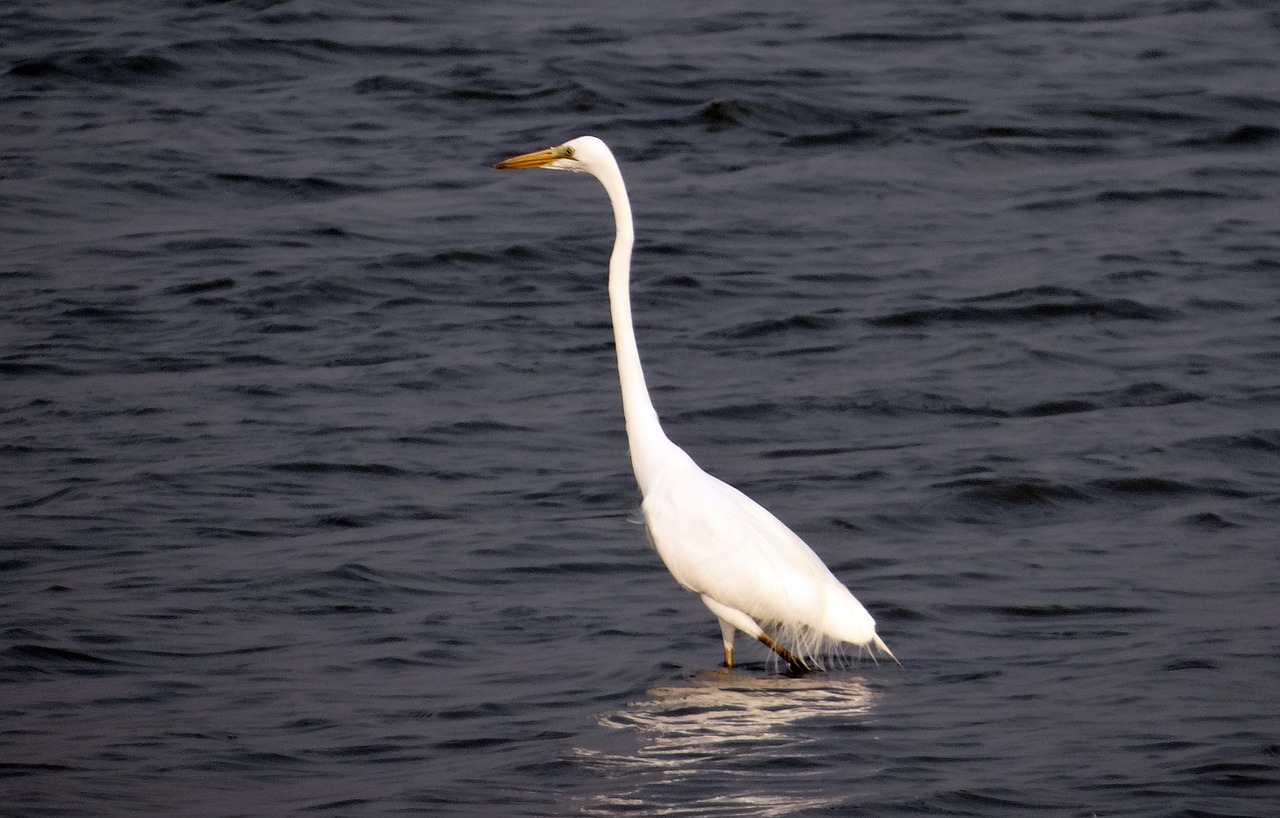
3, 1, 1279, 815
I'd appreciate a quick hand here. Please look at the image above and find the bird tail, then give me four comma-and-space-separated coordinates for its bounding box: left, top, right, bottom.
871, 633, 901, 667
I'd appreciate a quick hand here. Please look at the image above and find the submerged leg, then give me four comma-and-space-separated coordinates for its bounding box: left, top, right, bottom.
717, 618, 736, 668
702, 595, 807, 673
757, 631, 811, 675
703, 596, 759, 670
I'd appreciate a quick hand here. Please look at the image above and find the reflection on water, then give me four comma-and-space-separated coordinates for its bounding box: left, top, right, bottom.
578, 672, 879, 817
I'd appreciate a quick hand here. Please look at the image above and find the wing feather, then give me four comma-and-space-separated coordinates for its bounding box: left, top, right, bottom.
641, 458, 837, 632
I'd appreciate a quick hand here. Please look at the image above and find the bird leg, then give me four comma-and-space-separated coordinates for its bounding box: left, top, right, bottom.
756, 632, 810, 675
705, 601, 808, 673
717, 618, 736, 668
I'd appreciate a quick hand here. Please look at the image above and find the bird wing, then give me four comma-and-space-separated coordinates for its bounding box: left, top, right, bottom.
640, 457, 837, 630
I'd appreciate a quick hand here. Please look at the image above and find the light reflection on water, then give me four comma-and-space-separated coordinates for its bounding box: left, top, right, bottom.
578, 672, 879, 817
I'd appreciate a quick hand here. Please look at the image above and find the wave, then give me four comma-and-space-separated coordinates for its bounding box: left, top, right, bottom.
8, 48, 182, 85
869, 286, 1177, 327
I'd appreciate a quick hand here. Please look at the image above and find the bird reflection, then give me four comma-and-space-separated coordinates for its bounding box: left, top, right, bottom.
578, 671, 879, 817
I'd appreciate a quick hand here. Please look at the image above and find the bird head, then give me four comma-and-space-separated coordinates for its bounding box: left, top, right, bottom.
494, 135, 610, 174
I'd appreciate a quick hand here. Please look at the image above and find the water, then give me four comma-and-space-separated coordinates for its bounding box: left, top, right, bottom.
3, 1, 1278, 815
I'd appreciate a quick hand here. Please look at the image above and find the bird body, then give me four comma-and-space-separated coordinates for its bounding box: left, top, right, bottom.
495, 136, 895, 671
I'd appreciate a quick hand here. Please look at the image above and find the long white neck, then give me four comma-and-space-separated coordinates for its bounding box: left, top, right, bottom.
592, 155, 675, 493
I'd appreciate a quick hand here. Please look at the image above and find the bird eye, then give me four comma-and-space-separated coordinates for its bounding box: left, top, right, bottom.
563, 146, 576, 158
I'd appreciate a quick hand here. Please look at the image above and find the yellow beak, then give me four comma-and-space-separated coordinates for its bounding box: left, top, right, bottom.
494, 145, 567, 170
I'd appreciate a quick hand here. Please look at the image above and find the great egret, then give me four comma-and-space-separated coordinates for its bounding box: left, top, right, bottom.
495, 136, 896, 673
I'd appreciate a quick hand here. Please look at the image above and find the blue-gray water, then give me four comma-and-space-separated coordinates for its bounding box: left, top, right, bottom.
3, 1, 1278, 816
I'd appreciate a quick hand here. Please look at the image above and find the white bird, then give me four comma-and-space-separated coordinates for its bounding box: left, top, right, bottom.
495, 136, 896, 673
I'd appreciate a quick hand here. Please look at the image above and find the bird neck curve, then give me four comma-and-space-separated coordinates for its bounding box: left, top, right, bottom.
594, 154, 674, 493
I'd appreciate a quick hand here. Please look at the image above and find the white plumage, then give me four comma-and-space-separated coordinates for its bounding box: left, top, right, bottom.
496, 136, 896, 672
